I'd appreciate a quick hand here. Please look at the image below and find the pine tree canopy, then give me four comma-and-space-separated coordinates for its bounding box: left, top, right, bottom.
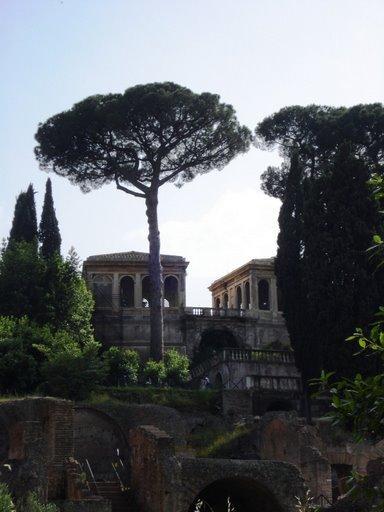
39, 178, 61, 258
34, 82, 252, 360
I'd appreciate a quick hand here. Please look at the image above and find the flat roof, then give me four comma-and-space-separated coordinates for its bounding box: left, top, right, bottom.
209, 257, 275, 290
84, 250, 188, 265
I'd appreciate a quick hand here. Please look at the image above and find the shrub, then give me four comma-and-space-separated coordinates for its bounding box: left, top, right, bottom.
17, 492, 58, 512
163, 348, 190, 386
36, 332, 105, 400
143, 359, 166, 385
0, 483, 15, 512
103, 347, 140, 386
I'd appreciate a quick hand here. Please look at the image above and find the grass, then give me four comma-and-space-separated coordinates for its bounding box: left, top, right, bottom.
87, 386, 221, 413
188, 423, 251, 458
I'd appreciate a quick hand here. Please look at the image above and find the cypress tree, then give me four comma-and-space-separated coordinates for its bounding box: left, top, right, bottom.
39, 178, 61, 258
256, 104, 384, 384
9, 185, 38, 245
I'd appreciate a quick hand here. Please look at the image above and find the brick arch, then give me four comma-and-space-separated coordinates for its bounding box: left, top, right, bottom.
178, 458, 304, 512
74, 406, 129, 479
326, 451, 355, 467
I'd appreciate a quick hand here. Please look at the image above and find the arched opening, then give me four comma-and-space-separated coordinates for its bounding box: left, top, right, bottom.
244, 281, 250, 309
142, 276, 150, 307
258, 279, 270, 310
215, 297, 221, 309
164, 275, 179, 307
236, 286, 242, 309
223, 293, 229, 309
265, 400, 294, 413
194, 329, 239, 365
92, 275, 112, 308
188, 477, 283, 512
74, 408, 129, 481
120, 276, 134, 308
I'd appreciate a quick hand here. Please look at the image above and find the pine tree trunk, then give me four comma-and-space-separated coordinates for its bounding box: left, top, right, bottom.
145, 190, 164, 361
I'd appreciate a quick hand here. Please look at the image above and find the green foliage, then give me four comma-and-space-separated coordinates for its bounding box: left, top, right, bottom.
313, 316, 384, 440
17, 492, 58, 512
0, 316, 103, 400
256, 104, 384, 385
0, 316, 47, 393
9, 184, 38, 245
163, 348, 190, 386
103, 347, 140, 386
294, 490, 319, 512
193, 424, 251, 458
35, 82, 252, 361
0, 241, 46, 320
37, 332, 105, 400
89, 386, 220, 413
39, 178, 61, 259
0, 482, 15, 512
143, 359, 166, 385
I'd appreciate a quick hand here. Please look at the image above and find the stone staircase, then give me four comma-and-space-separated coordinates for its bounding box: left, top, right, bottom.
91, 481, 133, 512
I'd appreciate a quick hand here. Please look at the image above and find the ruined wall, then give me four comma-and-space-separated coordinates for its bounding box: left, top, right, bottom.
0, 398, 73, 501
129, 425, 176, 512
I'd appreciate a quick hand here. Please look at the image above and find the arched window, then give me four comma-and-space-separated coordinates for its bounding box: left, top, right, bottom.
223, 293, 229, 309
120, 276, 134, 308
164, 275, 179, 307
215, 297, 221, 309
258, 279, 270, 310
92, 275, 112, 308
236, 286, 242, 309
142, 276, 150, 307
244, 281, 250, 309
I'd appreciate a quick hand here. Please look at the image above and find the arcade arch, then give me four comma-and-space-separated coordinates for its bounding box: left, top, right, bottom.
188, 477, 283, 512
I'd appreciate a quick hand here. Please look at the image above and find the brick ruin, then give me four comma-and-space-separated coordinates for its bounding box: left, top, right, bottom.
0, 397, 382, 511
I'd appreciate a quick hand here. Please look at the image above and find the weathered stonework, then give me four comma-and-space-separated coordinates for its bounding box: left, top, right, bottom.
129, 424, 306, 512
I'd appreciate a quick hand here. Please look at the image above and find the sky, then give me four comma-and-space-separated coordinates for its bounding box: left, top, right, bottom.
0, 0, 383, 306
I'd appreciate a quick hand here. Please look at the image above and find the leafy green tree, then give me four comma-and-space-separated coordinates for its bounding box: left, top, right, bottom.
164, 348, 190, 386
36, 331, 104, 400
35, 82, 252, 360
17, 492, 58, 512
103, 347, 140, 386
39, 178, 61, 258
143, 359, 166, 386
256, 104, 384, 389
0, 241, 46, 320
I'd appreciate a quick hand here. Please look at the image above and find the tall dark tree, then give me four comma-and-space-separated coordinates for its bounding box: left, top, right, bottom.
256, 104, 384, 386
34, 82, 252, 360
39, 178, 61, 258
9, 184, 38, 245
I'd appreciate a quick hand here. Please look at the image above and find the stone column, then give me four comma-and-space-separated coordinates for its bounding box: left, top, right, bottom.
134, 273, 142, 308
250, 270, 258, 311
112, 273, 119, 310
241, 282, 246, 309
178, 274, 184, 308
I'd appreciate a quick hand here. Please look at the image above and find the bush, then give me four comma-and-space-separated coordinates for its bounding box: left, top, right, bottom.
36, 331, 105, 400
0, 483, 15, 512
103, 347, 140, 386
143, 359, 166, 385
163, 348, 190, 386
17, 492, 58, 512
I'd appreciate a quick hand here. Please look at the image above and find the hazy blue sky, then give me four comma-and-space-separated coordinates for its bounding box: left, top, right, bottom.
1, 0, 383, 305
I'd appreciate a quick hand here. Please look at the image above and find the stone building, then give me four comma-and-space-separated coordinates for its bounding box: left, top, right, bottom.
83, 251, 298, 403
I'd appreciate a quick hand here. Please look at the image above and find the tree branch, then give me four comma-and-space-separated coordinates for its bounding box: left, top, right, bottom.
114, 175, 146, 198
